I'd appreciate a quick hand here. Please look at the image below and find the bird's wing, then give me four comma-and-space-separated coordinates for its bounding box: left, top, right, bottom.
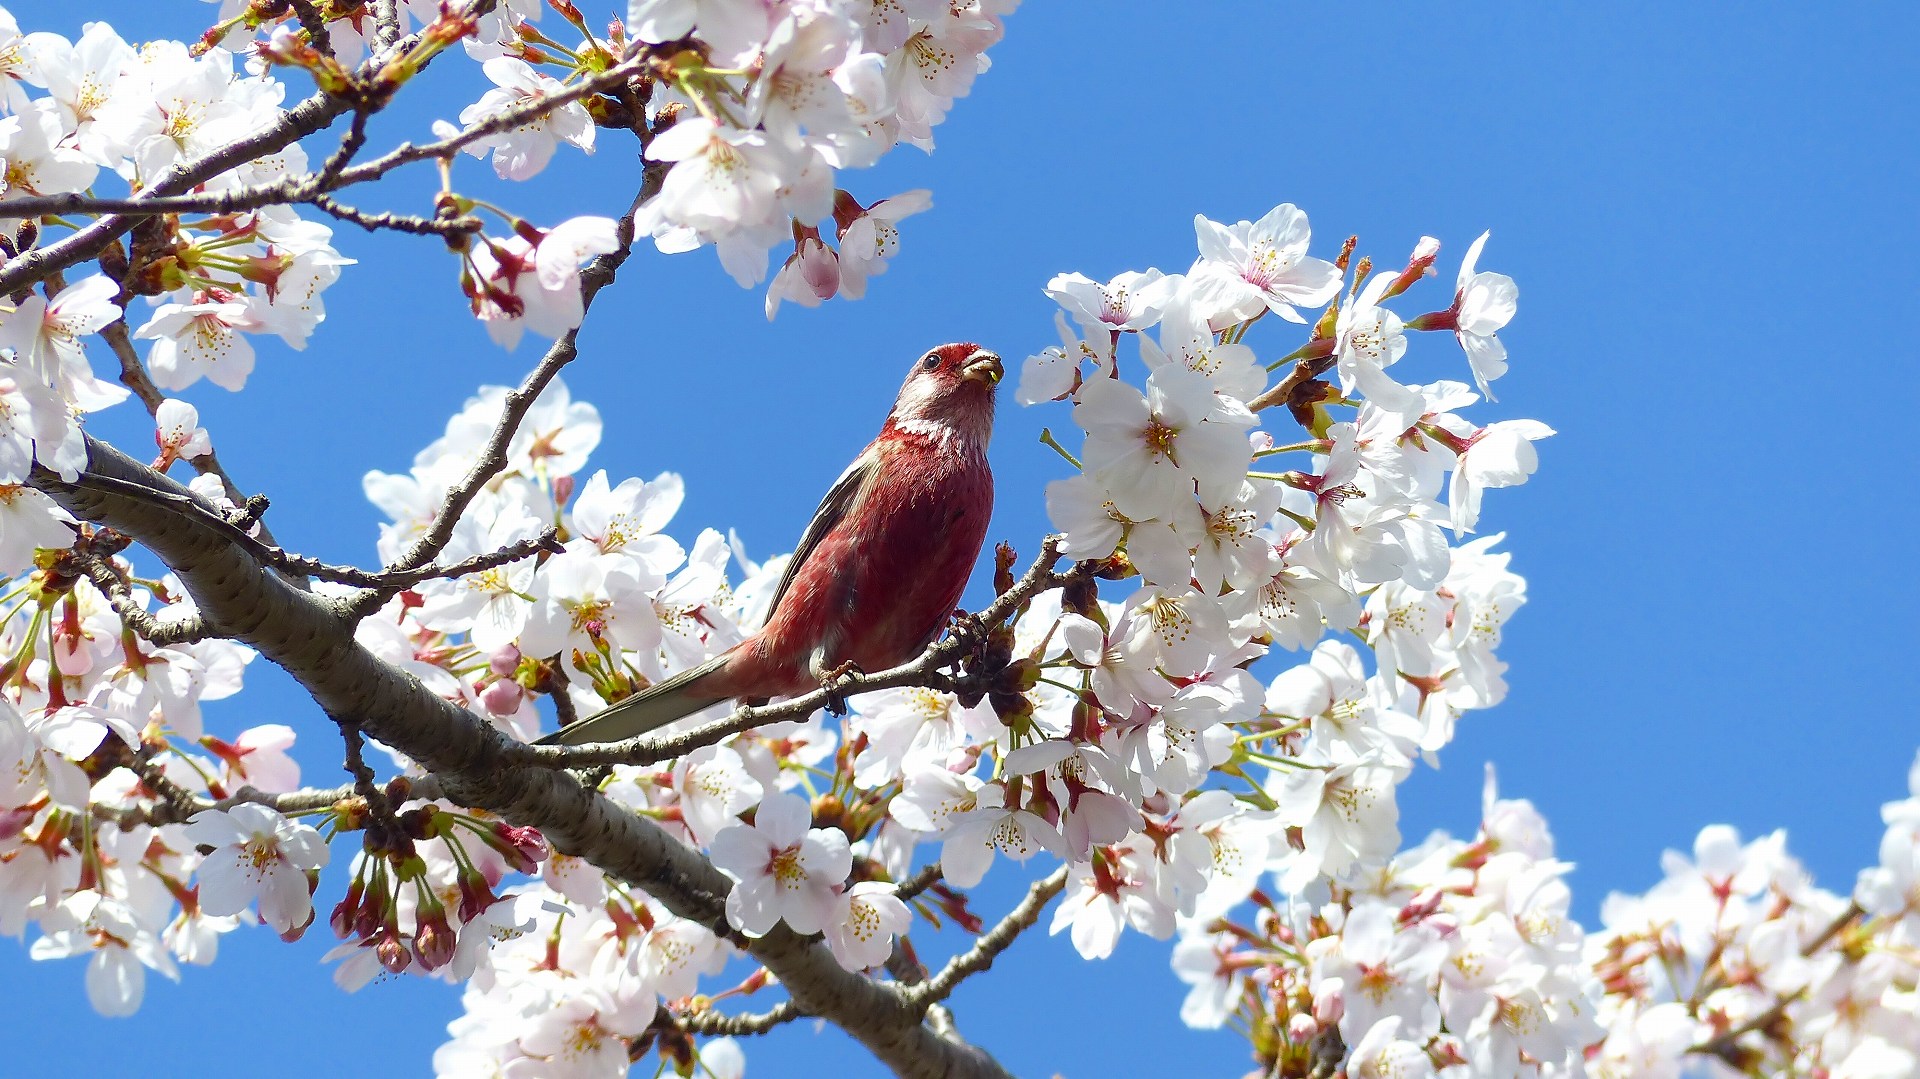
765, 442, 881, 620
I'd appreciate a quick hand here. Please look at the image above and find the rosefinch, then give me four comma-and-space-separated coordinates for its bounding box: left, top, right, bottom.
540, 342, 1002, 745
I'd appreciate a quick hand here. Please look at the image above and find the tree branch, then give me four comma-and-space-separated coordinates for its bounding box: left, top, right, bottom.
101, 308, 300, 570
896, 863, 944, 901
903, 867, 1069, 1014
0, 0, 501, 293
0, 53, 647, 225
676, 1001, 804, 1036
78, 554, 208, 646
355, 167, 664, 607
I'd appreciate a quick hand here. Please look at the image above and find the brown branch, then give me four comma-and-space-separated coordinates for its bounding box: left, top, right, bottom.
903, 867, 1069, 1012
101, 311, 299, 567
322, 57, 649, 188
1685, 901, 1865, 1060
0, 53, 647, 225
896, 863, 944, 901
676, 1001, 804, 1036
521, 538, 1086, 768
360, 167, 662, 598
93, 776, 447, 830
0, 0, 500, 293
287, 0, 337, 57
78, 555, 208, 646
1247, 349, 1336, 415
305, 192, 483, 238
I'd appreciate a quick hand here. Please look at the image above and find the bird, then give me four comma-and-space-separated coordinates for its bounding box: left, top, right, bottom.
539, 342, 1001, 746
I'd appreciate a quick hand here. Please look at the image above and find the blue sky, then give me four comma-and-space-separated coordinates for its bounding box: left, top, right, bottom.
11, 4, 1920, 1076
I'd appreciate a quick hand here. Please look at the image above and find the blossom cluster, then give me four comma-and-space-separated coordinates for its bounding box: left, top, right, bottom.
0, 9, 357, 515
616, 0, 1012, 316
1, 0, 1006, 518
1580, 762, 1920, 1078
1170, 771, 1601, 1077
0, 567, 324, 1015
322, 203, 1557, 1075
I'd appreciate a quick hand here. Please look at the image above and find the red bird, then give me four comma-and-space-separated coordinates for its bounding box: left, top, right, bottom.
541, 342, 1001, 745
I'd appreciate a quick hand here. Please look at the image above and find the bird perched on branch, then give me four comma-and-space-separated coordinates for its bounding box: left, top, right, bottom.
540, 342, 1002, 746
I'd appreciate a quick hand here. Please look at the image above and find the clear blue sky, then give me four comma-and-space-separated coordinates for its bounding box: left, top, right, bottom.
12, 4, 1920, 1076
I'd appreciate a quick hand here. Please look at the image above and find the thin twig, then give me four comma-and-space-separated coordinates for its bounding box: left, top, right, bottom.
520, 539, 1086, 768
287, 0, 337, 57
0, 0, 501, 294
364, 172, 657, 587
339, 720, 407, 850
92, 777, 446, 830
323, 56, 649, 188
312, 108, 372, 190
79, 555, 208, 646
0, 54, 648, 224
305, 192, 483, 237
675, 1001, 804, 1036
1686, 901, 1864, 1060
903, 867, 1069, 1012
1247, 349, 1336, 416
101, 308, 299, 567
897, 863, 944, 901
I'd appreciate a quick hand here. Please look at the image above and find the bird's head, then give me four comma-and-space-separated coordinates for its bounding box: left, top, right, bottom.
885, 342, 1001, 449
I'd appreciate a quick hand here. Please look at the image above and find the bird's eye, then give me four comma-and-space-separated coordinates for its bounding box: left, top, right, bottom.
920, 353, 940, 371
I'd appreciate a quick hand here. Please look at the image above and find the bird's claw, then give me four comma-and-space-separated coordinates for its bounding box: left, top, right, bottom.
947, 608, 985, 643
820, 660, 863, 716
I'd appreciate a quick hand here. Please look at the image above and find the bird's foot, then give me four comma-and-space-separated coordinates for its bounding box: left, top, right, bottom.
820, 660, 864, 716
947, 608, 985, 643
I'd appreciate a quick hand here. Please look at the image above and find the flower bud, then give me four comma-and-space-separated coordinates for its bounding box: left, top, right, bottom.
1286, 1013, 1318, 1043
375, 930, 412, 973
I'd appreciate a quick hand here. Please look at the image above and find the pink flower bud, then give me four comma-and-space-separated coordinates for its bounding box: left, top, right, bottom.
375, 931, 412, 974
414, 917, 457, 971
1312, 982, 1344, 1025
491, 823, 550, 873
488, 645, 522, 677
481, 678, 524, 715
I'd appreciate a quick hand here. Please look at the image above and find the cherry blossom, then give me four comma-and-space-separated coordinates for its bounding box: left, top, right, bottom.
1188, 204, 1342, 324
185, 804, 329, 936
135, 293, 258, 391
835, 189, 931, 299
708, 791, 851, 936
153, 398, 211, 468
824, 881, 910, 971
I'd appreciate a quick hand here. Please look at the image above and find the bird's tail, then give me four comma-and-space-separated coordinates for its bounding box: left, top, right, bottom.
537, 654, 733, 746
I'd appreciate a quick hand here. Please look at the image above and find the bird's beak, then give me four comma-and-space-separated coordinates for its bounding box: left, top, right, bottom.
961, 350, 1003, 384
